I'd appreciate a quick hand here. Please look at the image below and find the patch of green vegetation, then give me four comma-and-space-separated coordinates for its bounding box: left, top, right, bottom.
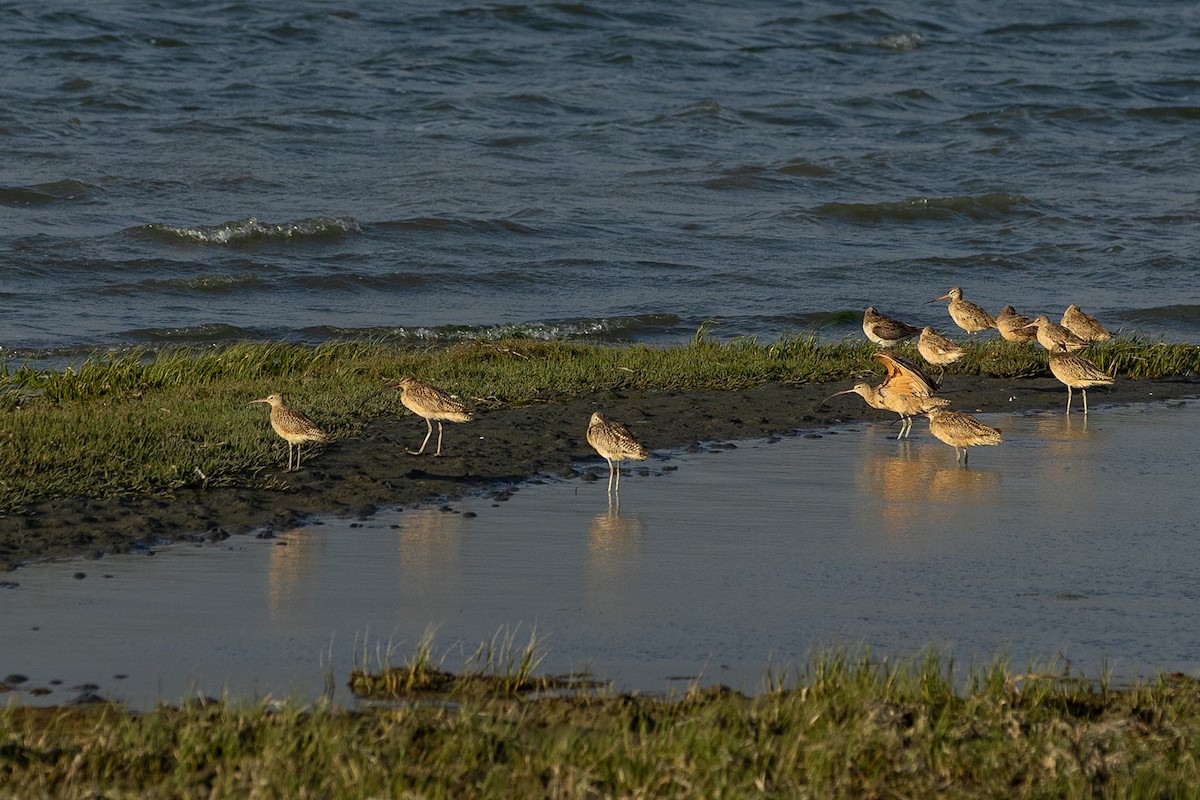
0, 335, 1195, 510
5, 646, 1200, 798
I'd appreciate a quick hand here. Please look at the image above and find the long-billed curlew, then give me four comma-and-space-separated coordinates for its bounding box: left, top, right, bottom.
821, 351, 947, 439
392, 376, 473, 456
924, 407, 1002, 463
928, 287, 996, 335
996, 305, 1038, 343
250, 393, 327, 472
587, 412, 649, 493
862, 306, 922, 347
1061, 304, 1113, 342
1022, 315, 1088, 352
1047, 345, 1114, 415
917, 326, 966, 376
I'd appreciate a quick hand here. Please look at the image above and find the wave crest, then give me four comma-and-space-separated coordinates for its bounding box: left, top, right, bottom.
813, 193, 1036, 223
132, 216, 361, 245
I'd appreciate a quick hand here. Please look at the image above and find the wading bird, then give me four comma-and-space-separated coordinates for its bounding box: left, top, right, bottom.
996, 305, 1038, 343
250, 393, 327, 472
1061, 304, 1113, 342
392, 376, 473, 456
1047, 345, 1114, 415
928, 287, 996, 335
924, 407, 1002, 463
821, 351, 947, 439
917, 326, 966, 377
1022, 315, 1088, 352
862, 306, 922, 347
587, 412, 649, 493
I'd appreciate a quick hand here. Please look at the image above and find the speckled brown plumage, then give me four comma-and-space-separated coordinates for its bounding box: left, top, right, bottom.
1061, 304, 1113, 342
996, 305, 1038, 343
930, 287, 996, 334
862, 306, 922, 347
1048, 345, 1114, 415
251, 393, 327, 472
587, 412, 649, 492
925, 407, 1002, 463
393, 376, 473, 456
1024, 315, 1088, 352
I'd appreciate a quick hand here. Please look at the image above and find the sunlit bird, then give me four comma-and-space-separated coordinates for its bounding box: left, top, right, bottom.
821, 351, 947, 439
392, 376, 473, 456
1021, 315, 1088, 352
928, 287, 996, 334
250, 393, 327, 472
1061, 304, 1113, 342
1047, 345, 1115, 415
587, 412, 649, 493
924, 407, 1002, 463
862, 306, 922, 347
917, 325, 966, 376
996, 305, 1038, 344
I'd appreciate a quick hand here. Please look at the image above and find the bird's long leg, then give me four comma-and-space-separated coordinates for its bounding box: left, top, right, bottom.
296, 443, 303, 470
287, 443, 295, 472
614, 458, 622, 492
409, 418, 434, 455
606, 457, 616, 493
434, 421, 444, 457
1082, 388, 1089, 416
1066, 386, 1073, 415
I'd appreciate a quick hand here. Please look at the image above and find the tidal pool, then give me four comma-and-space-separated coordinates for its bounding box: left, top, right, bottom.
2, 400, 1198, 709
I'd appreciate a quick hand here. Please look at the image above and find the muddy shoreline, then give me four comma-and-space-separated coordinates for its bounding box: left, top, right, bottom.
2, 376, 1196, 569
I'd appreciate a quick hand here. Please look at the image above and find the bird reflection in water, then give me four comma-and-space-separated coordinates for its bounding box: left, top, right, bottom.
586, 495, 646, 614
267, 527, 327, 626
858, 440, 1001, 536
398, 508, 466, 585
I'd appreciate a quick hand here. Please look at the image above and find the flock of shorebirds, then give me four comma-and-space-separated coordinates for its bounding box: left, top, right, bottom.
250, 377, 648, 493
250, 286, 1116, 488
846, 286, 1116, 462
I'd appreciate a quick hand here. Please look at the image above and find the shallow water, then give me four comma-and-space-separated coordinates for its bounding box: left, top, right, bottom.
2, 399, 1198, 708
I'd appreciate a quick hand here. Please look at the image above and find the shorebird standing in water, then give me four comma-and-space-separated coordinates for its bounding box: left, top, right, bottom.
996, 305, 1038, 343
587, 412, 649, 493
917, 325, 966, 377
1061, 304, 1113, 343
1022, 315, 1088, 352
924, 407, 1002, 463
862, 306, 922, 347
928, 287, 996, 335
392, 376, 473, 456
250, 393, 327, 472
1047, 345, 1115, 415
821, 351, 948, 439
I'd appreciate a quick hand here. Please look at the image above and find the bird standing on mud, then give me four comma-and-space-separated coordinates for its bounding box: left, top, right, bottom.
392, 376, 474, 457
250, 393, 327, 472
587, 412, 649, 493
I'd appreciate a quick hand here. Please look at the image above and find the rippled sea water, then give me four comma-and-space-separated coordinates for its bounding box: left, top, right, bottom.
4, 1, 1200, 358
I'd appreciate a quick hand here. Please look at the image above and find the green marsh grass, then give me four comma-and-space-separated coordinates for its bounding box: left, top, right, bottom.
1, 336, 1196, 510
5, 646, 1200, 798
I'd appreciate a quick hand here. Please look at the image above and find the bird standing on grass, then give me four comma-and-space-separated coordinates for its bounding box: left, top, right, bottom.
1022, 315, 1088, 352
862, 306, 922, 347
587, 412, 649, 493
929, 287, 996, 335
1061, 304, 1113, 343
250, 393, 327, 472
392, 376, 473, 457
996, 305, 1038, 344
917, 326, 966, 377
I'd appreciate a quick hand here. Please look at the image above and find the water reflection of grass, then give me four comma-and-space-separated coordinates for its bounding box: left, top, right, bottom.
6, 646, 1200, 797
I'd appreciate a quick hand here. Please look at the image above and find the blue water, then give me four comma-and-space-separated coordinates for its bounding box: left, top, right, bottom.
3, 1, 1200, 359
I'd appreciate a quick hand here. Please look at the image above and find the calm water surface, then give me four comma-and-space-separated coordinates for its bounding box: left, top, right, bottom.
4, 1, 1200, 359
2, 400, 1197, 708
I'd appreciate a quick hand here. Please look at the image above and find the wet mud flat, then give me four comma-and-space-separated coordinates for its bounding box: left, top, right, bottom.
1, 376, 1197, 569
